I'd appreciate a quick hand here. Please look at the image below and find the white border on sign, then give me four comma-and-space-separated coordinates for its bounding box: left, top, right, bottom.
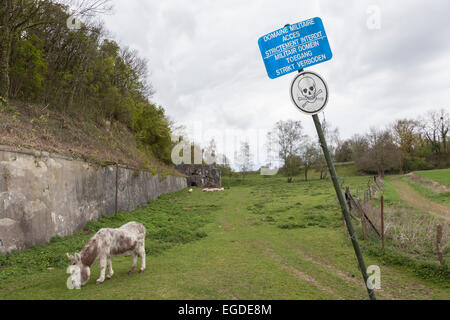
290, 70, 329, 116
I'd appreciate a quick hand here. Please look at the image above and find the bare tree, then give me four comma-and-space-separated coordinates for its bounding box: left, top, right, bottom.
236, 141, 253, 179
420, 110, 445, 154
216, 153, 232, 178
321, 118, 341, 159
204, 138, 217, 165
269, 120, 307, 182
438, 109, 449, 153
355, 128, 400, 177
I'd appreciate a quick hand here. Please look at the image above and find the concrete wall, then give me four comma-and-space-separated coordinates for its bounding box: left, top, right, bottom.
176, 164, 222, 188
0, 145, 187, 254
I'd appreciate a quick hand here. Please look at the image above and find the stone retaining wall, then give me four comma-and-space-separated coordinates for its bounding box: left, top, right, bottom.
0, 146, 187, 254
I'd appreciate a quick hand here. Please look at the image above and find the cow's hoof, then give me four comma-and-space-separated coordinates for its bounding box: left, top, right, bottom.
139, 269, 144, 274
128, 270, 135, 275
96, 280, 103, 285
106, 275, 112, 280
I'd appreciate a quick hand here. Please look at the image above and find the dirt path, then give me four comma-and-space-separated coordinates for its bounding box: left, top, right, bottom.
390, 178, 450, 221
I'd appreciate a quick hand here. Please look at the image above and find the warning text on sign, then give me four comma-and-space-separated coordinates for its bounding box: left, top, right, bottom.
258, 18, 332, 79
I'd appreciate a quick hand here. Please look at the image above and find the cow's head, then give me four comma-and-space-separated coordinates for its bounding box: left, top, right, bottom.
66, 252, 91, 286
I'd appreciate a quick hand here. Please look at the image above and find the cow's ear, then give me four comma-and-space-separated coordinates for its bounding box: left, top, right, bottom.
75, 253, 81, 262
67, 253, 74, 261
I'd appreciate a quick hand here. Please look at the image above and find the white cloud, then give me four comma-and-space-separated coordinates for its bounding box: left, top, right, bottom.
103, 0, 450, 169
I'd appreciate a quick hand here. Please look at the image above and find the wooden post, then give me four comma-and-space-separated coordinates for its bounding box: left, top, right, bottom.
345, 187, 352, 211
436, 225, 443, 271
361, 216, 368, 241
381, 196, 385, 251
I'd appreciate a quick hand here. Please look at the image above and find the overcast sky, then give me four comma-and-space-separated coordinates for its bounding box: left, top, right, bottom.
102, 0, 450, 168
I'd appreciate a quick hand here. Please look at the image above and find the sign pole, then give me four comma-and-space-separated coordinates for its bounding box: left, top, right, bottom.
311, 113, 377, 300
258, 19, 376, 300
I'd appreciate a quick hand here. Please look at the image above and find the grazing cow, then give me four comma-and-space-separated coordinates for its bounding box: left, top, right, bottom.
66, 221, 146, 286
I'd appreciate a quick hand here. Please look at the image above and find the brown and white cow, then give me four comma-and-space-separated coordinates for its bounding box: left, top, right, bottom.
66, 221, 146, 286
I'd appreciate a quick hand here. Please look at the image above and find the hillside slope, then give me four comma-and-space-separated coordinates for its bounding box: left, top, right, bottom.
0, 101, 180, 176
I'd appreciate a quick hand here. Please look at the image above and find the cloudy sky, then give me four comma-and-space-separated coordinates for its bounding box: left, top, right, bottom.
102, 0, 450, 168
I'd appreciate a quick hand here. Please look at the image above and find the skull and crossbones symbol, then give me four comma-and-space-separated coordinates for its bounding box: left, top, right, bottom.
297, 77, 324, 109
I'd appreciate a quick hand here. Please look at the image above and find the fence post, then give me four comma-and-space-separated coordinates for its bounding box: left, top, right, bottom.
381, 196, 385, 251
437, 225, 443, 271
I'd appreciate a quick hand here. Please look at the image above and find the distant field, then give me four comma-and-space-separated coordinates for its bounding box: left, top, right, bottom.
415, 169, 450, 187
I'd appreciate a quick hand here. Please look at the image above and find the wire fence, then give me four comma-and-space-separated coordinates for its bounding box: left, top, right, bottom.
344, 177, 446, 271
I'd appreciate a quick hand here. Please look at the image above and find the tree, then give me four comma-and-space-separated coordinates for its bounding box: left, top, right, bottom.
131, 104, 172, 163
334, 140, 353, 163
353, 129, 400, 177
269, 120, 307, 182
437, 109, 449, 153
314, 154, 329, 180
0, 0, 112, 100
321, 118, 340, 159
392, 119, 422, 173
420, 110, 444, 154
236, 141, 253, 179
350, 134, 369, 171
204, 138, 217, 165
301, 142, 320, 181
216, 153, 232, 178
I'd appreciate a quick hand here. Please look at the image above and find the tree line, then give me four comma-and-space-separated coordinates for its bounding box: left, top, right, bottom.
0, 0, 173, 163
265, 109, 449, 182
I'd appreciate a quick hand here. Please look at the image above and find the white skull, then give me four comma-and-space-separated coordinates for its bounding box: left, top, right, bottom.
299, 77, 316, 101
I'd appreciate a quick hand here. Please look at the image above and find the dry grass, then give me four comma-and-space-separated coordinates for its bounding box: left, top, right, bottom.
0, 101, 181, 176
385, 208, 448, 258
357, 194, 449, 260
406, 172, 450, 193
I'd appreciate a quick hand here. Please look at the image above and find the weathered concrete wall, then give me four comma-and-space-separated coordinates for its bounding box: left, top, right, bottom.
0, 145, 187, 254
176, 165, 221, 188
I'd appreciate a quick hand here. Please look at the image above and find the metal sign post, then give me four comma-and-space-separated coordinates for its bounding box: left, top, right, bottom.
258, 18, 377, 300
311, 112, 376, 301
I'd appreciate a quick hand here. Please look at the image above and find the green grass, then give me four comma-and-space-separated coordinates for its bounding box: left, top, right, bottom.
416, 169, 450, 187
0, 191, 218, 285
0, 172, 448, 300
382, 176, 410, 207
402, 176, 450, 206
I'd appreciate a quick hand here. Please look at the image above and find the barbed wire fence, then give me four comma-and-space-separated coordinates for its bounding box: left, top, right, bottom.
342, 176, 446, 271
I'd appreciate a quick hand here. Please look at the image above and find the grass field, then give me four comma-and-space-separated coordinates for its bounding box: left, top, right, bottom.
0, 169, 448, 300
416, 169, 450, 187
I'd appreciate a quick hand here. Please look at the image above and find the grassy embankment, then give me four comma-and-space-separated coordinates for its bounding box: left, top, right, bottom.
0, 165, 448, 300
0, 100, 179, 176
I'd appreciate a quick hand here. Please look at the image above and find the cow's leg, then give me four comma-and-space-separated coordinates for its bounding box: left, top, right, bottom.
128, 252, 137, 275
106, 256, 114, 280
96, 255, 107, 285
138, 245, 146, 273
